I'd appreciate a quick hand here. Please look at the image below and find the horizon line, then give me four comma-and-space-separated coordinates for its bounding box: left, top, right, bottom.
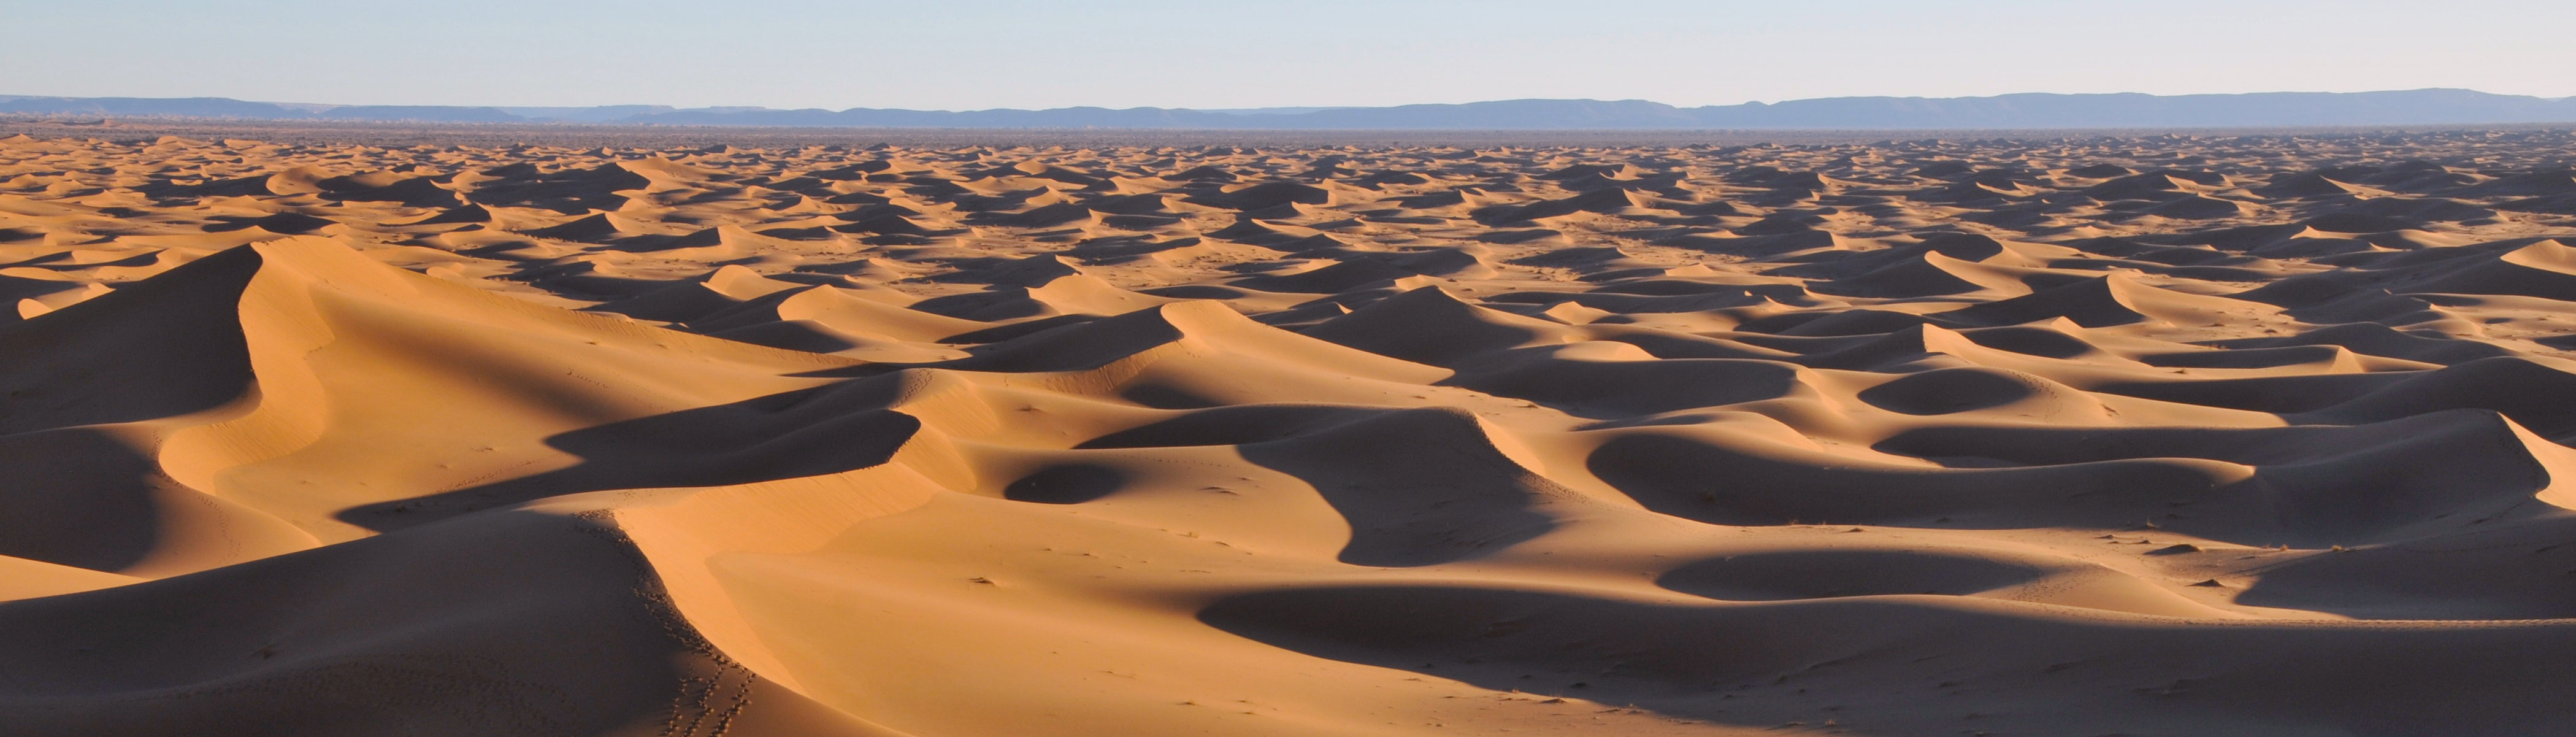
8, 87, 2576, 115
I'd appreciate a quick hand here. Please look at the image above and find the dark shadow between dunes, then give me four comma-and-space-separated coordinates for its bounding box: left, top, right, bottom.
335, 380, 921, 532
1197, 584, 2576, 736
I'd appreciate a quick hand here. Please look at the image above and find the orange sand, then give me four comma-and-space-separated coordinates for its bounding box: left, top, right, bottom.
1, 130, 2575, 735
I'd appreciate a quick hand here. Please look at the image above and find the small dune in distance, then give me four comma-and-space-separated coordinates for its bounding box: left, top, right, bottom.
6, 88, 2576, 128
0, 123, 2574, 735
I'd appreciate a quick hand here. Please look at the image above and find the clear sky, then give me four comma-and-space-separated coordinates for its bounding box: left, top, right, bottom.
7, 0, 2571, 110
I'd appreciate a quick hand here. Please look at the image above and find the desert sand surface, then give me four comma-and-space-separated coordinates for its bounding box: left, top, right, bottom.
2, 127, 2576, 735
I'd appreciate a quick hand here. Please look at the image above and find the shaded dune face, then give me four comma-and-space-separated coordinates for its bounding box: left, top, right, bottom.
0, 130, 2573, 736
1655, 549, 2052, 600
1855, 367, 2039, 415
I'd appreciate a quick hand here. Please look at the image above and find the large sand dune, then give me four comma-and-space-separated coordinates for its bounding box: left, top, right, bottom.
2, 128, 2575, 735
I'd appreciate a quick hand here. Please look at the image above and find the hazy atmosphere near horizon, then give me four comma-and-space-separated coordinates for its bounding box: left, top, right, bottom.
6, 0, 2574, 109
8, 3, 2576, 737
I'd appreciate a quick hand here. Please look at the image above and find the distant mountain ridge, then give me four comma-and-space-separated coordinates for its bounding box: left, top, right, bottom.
4, 89, 2572, 129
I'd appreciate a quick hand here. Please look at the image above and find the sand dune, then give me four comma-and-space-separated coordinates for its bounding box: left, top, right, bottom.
2, 128, 2575, 735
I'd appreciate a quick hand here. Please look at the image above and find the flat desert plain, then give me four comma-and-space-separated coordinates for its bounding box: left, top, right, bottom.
2, 128, 2576, 736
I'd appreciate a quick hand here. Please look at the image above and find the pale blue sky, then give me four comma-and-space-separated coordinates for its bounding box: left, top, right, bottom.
6, 1, 2570, 110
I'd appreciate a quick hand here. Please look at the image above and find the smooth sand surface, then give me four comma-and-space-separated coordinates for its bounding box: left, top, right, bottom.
2, 129, 2576, 735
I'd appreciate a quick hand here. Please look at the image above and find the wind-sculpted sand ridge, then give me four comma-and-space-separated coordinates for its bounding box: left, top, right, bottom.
2, 129, 2575, 735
